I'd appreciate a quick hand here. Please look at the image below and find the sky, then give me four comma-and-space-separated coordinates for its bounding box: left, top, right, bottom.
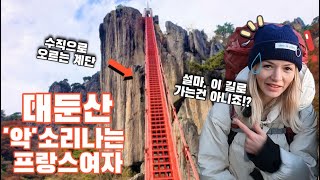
1, 0, 319, 115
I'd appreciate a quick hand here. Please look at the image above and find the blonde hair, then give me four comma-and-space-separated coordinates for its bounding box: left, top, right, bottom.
237, 67, 302, 133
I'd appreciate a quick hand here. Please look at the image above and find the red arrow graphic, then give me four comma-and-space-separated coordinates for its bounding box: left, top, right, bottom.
108, 59, 133, 78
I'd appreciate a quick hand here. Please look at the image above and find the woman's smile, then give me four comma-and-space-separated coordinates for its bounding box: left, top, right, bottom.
265, 83, 283, 92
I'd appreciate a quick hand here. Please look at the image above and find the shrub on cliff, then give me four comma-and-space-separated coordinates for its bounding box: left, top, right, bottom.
188, 50, 225, 74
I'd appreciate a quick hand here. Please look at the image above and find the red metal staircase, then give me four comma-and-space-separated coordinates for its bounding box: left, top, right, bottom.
144, 13, 200, 180
144, 16, 180, 179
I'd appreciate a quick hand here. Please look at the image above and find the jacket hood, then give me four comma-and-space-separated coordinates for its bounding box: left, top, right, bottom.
235, 63, 315, 113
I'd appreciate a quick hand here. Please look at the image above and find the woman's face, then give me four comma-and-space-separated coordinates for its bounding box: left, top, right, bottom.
256, 60, 296, 103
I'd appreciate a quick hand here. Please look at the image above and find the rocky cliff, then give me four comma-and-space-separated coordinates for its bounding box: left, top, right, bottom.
99, 7, 146, 168
49, 71, 101, 100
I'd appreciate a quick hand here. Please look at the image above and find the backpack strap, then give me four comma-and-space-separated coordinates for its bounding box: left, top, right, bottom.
267, 128, 286, 134
231, 125, 296, 144
228, 105, 238, 145
228, 105, 296, 145
232, 126, 286, 134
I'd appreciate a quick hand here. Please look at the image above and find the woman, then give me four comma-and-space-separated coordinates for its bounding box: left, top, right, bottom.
198, 24, 318, 180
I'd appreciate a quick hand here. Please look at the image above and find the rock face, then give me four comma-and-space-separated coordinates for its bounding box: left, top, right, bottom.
210, 38, 224, 57
99, 7, 146, 167
172, 118, 200, 179
292, 17, 305, 31
129, 173, 144, 180
284, 17, 307, 33
312, 16, 319, 26
157, 21, 222, 134
99, 6, 223, 173
49, 79, 71, 93
189, 29, 210, 60
177, 98, 212, 134
85, 72, 101, 93
49, 72, 101, 100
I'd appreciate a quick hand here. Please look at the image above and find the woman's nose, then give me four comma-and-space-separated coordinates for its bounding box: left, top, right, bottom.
271, 68, 282, 81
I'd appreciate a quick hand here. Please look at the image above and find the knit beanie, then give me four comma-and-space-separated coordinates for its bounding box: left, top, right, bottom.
248, 24, 302, 71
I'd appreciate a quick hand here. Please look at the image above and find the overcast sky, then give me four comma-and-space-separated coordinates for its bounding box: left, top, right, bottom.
1, 0, 319, 115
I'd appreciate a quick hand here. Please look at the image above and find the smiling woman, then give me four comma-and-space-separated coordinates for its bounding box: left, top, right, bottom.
198, 24, 318, 180
247, 59, 302, 131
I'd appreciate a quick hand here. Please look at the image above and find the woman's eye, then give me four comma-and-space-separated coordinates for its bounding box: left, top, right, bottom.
284, 67, 293, 71
263, 65, 272, 69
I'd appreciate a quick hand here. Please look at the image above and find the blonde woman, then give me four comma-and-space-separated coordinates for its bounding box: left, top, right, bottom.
198, 24, 318, 180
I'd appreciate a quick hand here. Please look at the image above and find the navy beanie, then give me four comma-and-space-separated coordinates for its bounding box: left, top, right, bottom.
248, 24, 302, 71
